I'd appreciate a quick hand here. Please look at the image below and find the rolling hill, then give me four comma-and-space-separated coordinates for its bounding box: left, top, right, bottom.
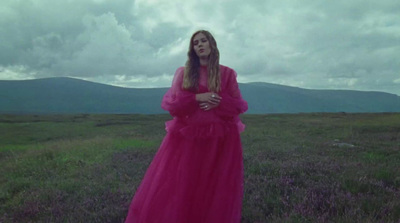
1, 77, 399, 114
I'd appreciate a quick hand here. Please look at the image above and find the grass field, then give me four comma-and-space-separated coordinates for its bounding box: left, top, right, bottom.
1, 113, 399, 222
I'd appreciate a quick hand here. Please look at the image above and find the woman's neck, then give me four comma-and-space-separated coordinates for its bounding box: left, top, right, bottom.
199, 57, 208, 66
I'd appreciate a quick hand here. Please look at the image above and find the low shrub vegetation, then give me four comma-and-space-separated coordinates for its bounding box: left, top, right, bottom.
1, 113, 399, 222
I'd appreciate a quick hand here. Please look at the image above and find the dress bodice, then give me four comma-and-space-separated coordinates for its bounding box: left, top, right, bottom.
161, 65, 248, 137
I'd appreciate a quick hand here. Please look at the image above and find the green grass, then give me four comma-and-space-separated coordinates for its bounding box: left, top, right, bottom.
1, 113, 399, 222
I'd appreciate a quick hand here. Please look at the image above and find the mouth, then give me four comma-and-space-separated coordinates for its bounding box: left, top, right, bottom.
199, 49, 204, 53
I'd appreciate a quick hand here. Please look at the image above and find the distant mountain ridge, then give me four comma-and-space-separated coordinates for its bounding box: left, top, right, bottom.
1, 77, 399, 114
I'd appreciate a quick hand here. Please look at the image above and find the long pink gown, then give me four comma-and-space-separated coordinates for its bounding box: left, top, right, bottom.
125, 65, 248, 223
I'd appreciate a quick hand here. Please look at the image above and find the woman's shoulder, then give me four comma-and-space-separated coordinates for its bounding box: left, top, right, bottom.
171, 66, 185, 85
173, 66, 185, 78
175, 66, 185, 73
219, 64, 237, 80
220, 64, 236, 74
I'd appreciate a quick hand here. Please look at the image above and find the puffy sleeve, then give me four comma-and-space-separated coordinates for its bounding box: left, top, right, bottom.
216, 68, 248, 118
161, 67, 198, 117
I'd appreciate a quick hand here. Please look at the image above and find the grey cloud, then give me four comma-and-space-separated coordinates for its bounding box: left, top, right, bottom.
0, 0, 189, 78
0, 0, 399, 95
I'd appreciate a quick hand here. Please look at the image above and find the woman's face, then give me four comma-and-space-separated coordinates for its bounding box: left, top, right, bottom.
192, 32, 211, 58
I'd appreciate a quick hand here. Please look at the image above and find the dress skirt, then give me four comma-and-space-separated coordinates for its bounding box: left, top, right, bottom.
125, 122, 243, 223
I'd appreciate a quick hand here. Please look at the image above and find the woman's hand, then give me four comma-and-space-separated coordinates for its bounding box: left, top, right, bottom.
199, 102, 219, 111
195, 92, 222, 105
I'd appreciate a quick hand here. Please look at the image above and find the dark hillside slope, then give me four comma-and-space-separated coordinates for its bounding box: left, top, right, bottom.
1, 78, 399, 114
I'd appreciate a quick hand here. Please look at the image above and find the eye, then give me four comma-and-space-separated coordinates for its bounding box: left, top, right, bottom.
193, 40, 198, 45
201, 38, 207, 42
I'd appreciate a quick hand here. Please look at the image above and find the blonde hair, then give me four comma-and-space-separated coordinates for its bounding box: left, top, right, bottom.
183, 30, 221, 92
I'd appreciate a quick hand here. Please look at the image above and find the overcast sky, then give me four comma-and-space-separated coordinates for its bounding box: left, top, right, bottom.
1, 0, 399, 95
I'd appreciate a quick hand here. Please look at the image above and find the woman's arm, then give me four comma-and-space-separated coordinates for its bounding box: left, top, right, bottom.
215, 69, 248, 118
161, 67, 199, 117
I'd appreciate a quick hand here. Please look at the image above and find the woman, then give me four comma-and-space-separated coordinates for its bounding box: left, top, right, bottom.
125, 30, 248, 223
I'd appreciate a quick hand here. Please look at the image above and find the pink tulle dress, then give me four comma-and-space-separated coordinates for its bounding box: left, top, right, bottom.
125, 65, 248, 223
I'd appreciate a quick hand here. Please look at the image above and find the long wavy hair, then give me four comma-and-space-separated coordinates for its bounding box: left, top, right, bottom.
183, 30, 221, 92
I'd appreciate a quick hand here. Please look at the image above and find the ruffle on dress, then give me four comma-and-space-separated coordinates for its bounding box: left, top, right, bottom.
165, 119, 244, 139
